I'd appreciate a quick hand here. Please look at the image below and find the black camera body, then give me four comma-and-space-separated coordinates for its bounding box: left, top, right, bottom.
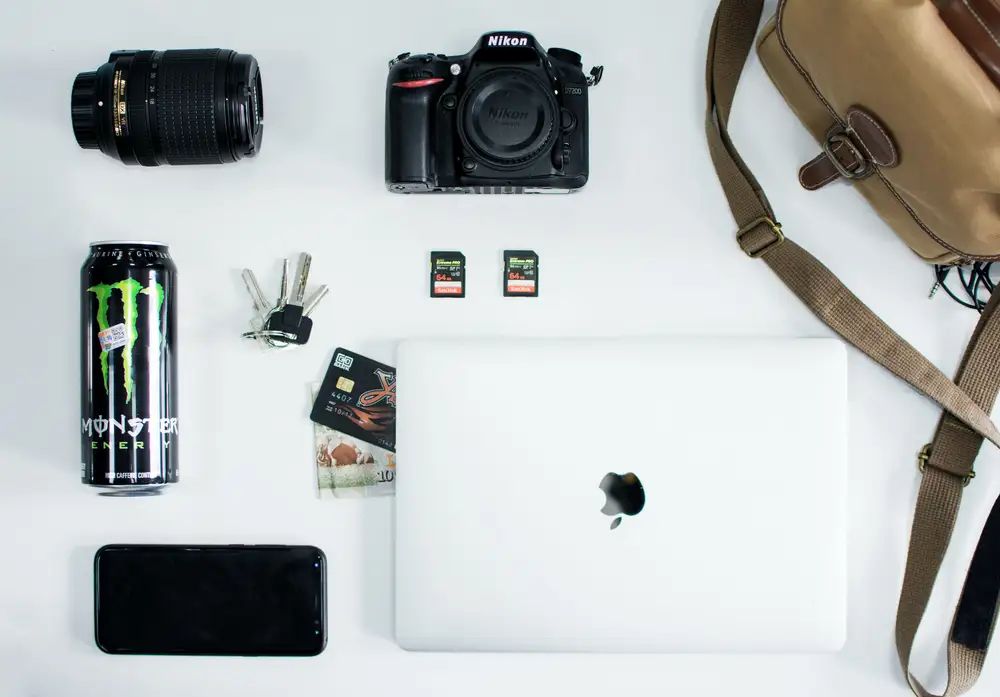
386, 31, 597, 194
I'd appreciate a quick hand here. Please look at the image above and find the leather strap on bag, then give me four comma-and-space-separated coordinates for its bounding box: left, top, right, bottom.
706, 1, 1000, 694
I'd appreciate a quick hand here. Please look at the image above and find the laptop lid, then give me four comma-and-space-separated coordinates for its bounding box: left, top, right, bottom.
395, 338, 847, 653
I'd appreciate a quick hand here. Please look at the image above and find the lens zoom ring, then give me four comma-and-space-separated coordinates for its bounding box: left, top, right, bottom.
156, 50, 222, 165
127, 53, 157, 166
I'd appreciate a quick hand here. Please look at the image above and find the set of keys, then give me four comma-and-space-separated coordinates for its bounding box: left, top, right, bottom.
242, 253, 328, 350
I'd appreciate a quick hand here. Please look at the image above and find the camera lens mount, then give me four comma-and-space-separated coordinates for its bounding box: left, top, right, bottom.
458, 68, 557, 170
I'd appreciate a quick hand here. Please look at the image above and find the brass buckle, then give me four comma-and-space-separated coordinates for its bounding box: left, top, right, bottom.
737, 217, 784, 258
824, 134, 871, 180
917, 444, 976, 487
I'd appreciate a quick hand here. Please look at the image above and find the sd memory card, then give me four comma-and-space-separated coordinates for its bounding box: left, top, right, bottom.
504, 250, 538, 297
431, 251, 466, 298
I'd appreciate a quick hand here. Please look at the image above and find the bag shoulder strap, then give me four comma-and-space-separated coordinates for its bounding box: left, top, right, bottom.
706, 2, 1000, 694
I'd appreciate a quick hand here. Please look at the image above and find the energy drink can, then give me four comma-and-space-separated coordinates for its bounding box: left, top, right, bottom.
81, 241, 178, 495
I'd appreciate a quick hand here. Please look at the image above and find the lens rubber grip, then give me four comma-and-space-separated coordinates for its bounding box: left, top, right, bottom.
156, 49, 224, 165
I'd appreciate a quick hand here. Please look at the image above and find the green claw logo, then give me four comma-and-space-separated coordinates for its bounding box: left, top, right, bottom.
88, 279, 165, 403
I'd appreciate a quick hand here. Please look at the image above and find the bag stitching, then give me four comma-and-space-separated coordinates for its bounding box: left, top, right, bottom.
803, 169, 840, 190
799, 145, 845, 189
963, 0, 1000, 50
844, 125, 876, 163
774, 0, 1000, 261
837, 125, 877, 172
848, 109, 899, 166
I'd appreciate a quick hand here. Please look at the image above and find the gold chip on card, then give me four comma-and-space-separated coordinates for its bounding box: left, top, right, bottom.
336, 376, 355, 392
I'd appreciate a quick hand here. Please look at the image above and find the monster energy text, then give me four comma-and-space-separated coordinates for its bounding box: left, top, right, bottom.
81, 242, 178, 493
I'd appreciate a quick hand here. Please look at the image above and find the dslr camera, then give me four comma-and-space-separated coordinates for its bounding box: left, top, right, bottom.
385, 31, 601, 194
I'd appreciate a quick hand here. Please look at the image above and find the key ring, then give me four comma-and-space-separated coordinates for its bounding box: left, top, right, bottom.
241, 253, 328, 351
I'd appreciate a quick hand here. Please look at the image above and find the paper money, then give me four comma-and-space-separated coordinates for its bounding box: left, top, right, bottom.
312, 386, 395, 498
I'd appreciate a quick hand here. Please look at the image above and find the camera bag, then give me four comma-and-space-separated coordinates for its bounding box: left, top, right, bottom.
705, 1, 1000, 694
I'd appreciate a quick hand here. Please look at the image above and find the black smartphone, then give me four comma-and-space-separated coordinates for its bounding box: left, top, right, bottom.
94, 544, 327, 656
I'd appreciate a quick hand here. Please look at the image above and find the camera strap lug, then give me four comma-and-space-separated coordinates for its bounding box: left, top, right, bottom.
587, 65, 604, 88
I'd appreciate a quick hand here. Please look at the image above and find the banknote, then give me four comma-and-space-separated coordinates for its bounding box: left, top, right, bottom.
312, 385, 395, 498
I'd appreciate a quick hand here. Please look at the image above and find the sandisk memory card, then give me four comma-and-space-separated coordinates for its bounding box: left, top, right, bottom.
504, 250, 538, 297
430, 251, 466, 298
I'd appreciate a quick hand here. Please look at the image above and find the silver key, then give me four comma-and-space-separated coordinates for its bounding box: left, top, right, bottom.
242, 269, 280, 350
241, 252, 325, 351
277, 258, 291, 310
292, 253, 312, 306
242, 269, 270, 321
303, 285, 329, 317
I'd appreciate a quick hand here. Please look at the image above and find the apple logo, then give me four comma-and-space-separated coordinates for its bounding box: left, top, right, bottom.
600, 472, 645, 530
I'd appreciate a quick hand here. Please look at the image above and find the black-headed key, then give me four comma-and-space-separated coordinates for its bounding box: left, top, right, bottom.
265, 254, 328, 345
267, 310, 312, 345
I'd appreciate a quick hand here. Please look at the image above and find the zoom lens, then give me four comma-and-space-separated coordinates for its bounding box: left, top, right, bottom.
72, 49, 263, 166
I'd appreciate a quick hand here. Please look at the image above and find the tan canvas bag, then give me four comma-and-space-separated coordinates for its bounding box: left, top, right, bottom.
705, 1, 1000, 695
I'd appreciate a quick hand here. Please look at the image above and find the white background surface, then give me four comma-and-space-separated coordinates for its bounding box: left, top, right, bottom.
0, 0, 997, 695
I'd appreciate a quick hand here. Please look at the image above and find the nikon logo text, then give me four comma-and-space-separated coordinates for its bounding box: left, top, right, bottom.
489, 107, 529, 122
487, 35, 529, 47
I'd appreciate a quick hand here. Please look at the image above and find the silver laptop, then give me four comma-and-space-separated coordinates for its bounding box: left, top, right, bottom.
395, 338, 847, 653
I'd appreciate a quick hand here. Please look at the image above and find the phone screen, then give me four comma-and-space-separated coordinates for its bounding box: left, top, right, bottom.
94, 545, 327, 656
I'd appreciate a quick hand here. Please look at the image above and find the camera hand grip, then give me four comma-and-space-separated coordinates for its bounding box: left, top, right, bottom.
385, 81, 448, 191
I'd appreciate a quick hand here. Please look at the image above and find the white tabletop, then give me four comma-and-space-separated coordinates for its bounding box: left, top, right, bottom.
1, 1, 998, 695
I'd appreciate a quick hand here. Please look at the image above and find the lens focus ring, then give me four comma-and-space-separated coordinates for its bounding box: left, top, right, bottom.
156, 50, 224, 165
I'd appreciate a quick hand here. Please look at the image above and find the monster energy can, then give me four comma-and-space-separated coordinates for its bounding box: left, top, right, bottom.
81, 242, 178, 494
